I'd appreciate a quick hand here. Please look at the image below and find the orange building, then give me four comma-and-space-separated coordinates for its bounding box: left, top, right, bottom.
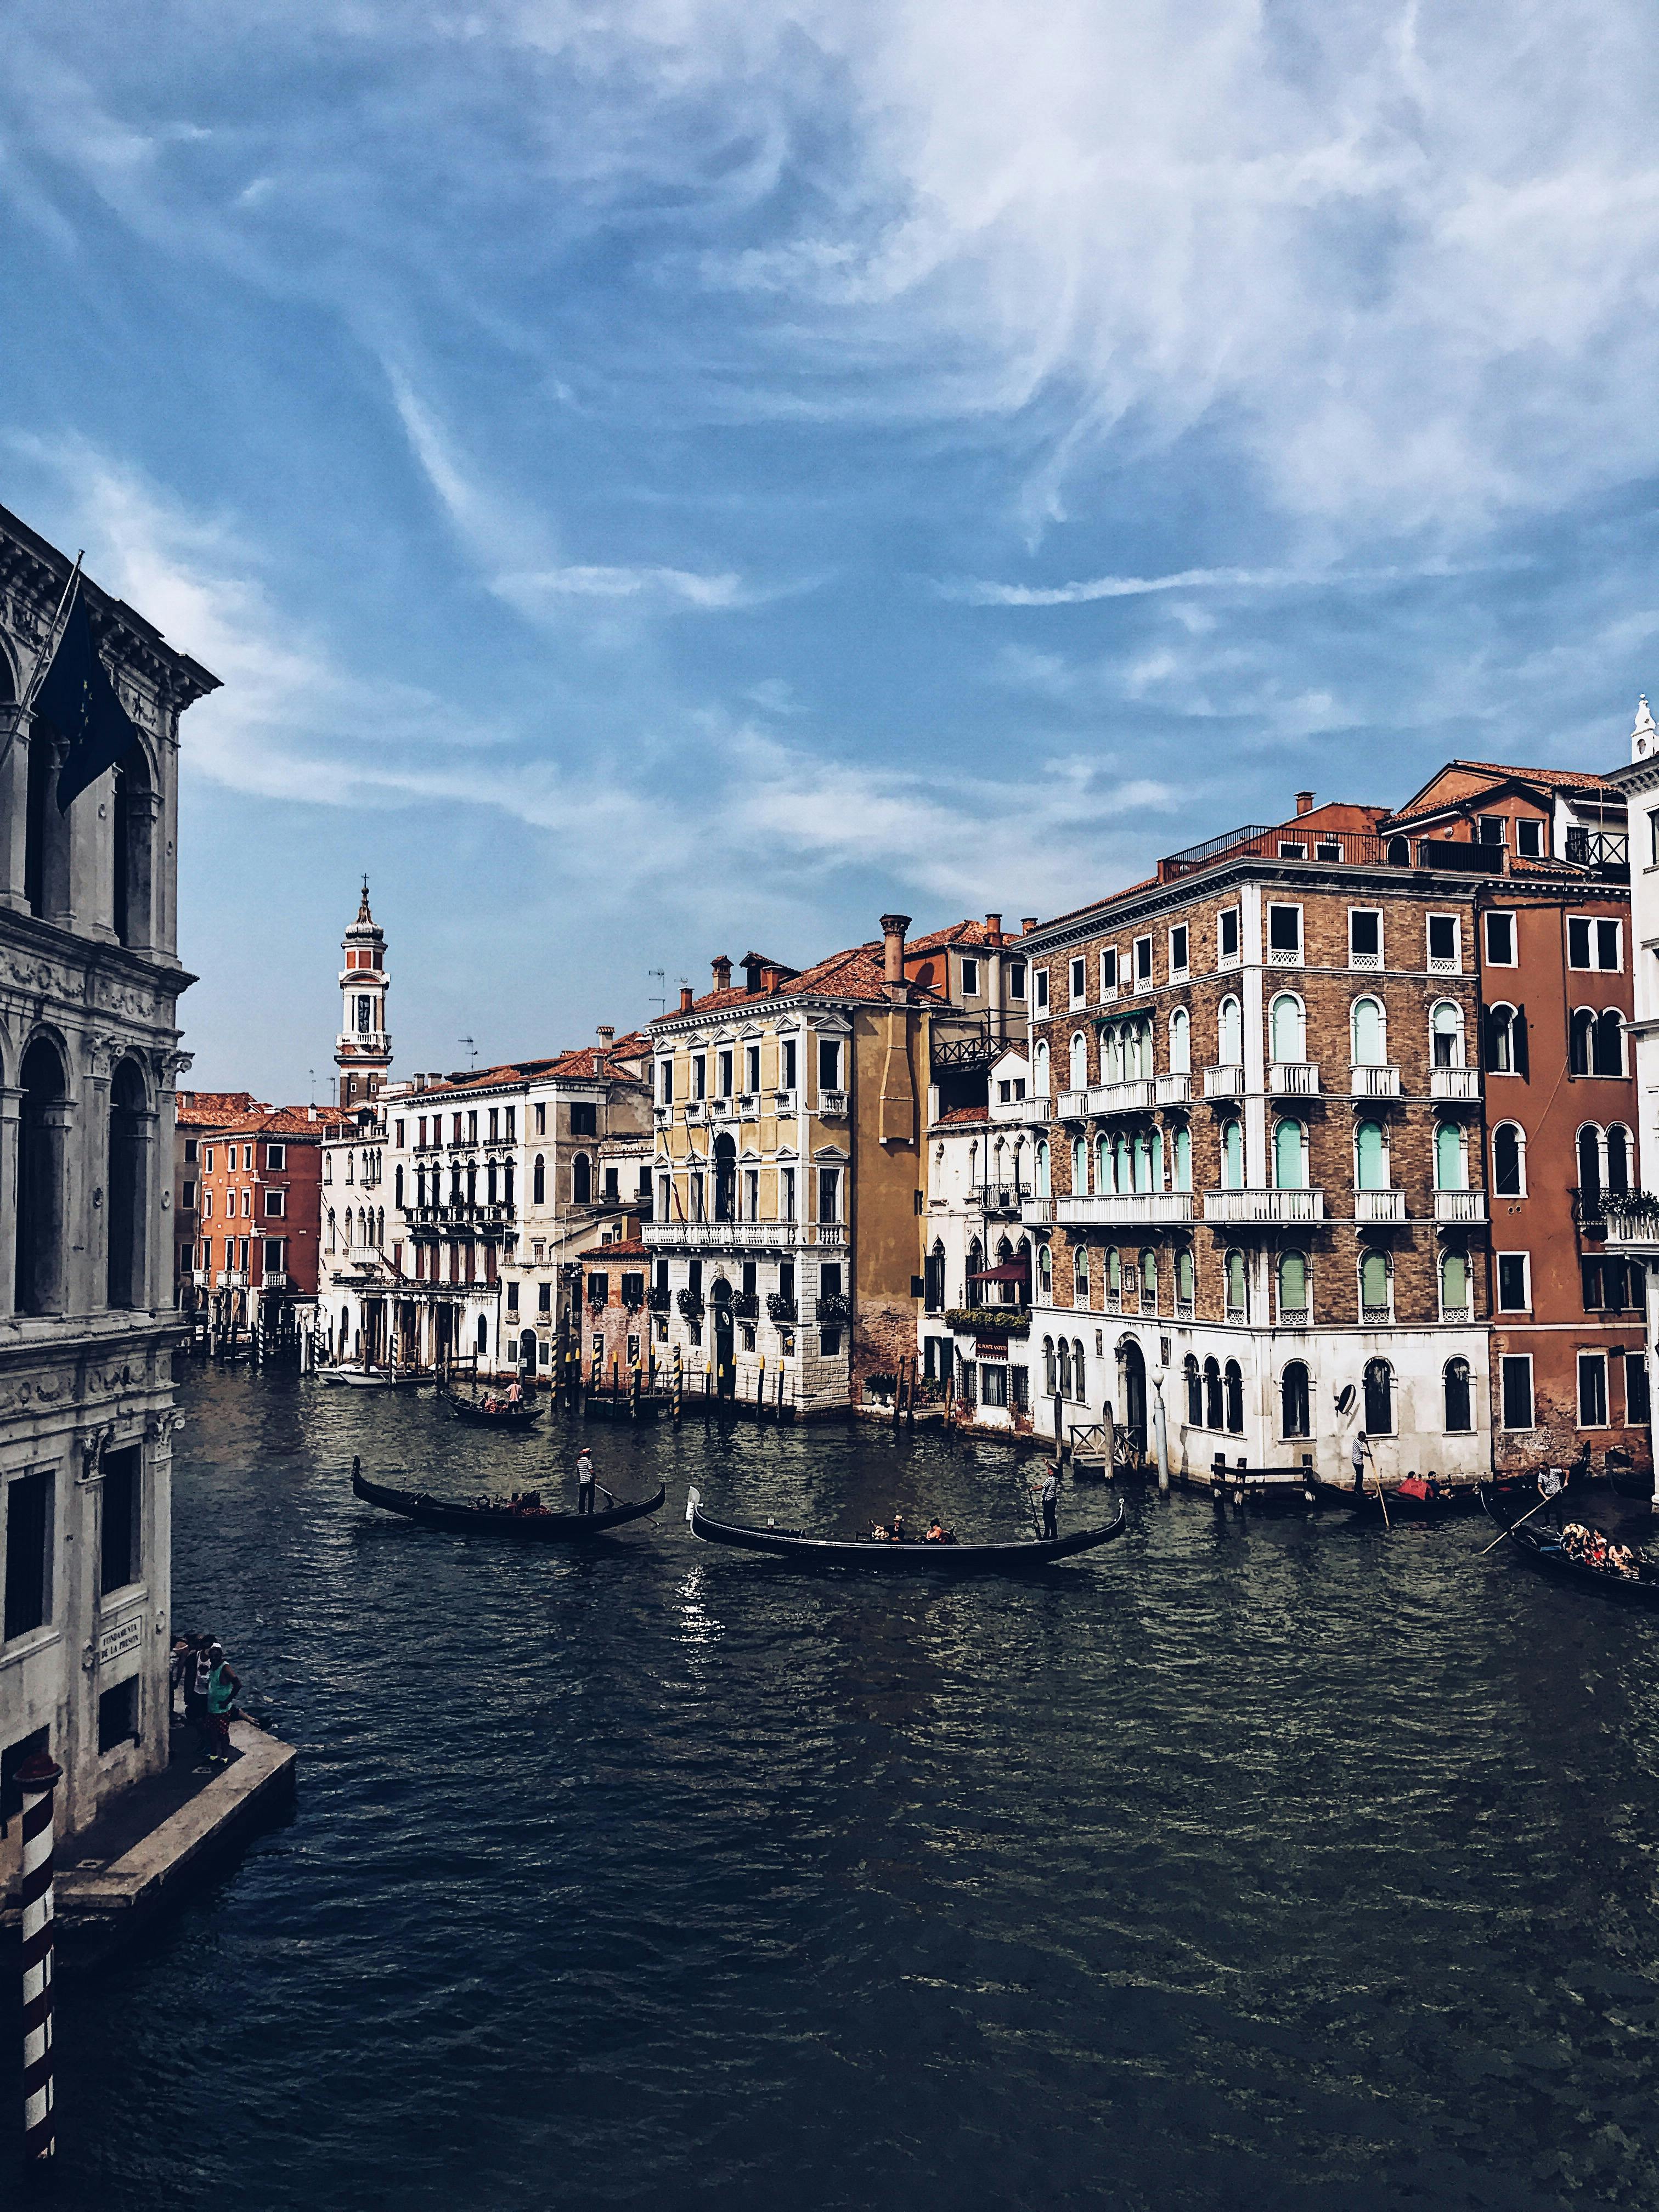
177, 1097, 341, 1335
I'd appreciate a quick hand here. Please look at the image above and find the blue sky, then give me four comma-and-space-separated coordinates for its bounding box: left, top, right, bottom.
5, 1, 1659, 1099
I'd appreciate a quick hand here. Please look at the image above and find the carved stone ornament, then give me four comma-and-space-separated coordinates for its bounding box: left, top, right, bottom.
76, 1423, 117, 1483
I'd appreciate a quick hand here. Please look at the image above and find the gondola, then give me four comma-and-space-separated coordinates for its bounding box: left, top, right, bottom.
1479, 1486, 1659, 1608
443, 1389, 544, 1429
1314, 1477, 1480, 1521
684, 1487, 1126, 1571
351, 1464, 664, 1539
322, 1364, 429, 1390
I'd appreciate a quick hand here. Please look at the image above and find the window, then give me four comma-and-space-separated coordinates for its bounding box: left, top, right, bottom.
1099, 948, 1118, 998
1034, 968, 1049, 1013
1496, 1253, 1530, 1311
1008, 959, 1027, 999
1434, 1122, 1464, 1192
1269, 992, 1305, 1063
1500, 1355, 1534, 1430
1224, 1359, 1244, 1434
1360, 1249, 1390, 1321
1443, 1358, 1474, 1432
1172, 1125, 1191, 1191
571, 1102, 597, 1136
1224, 1248, 1247, 1319
1134, 935, 1153, 984
1218, 996, 1243, 1065
1486, 1003, 1525, 1074
1281, 1361, 1311, 1438
1355, 1119, 1387, 1191
1351, 996, 1385, 1066
817, 1039, 842, 1092
745, 1045, 762, 1092
1168, 1007, 1190, 1076
1427, 913, 1460, 973
1349, 910, 1382, 968
1069, 957, 1086, 1007
1595, 1009, 1624, 1076
717, 1050, 733, 1097
1363, 1357, 1395, 1434
1629, 1356, 1652, 1427
818, 1168, 841, 1223
1566, 917, 1623, 972
183, 1138, 198, 1165
1185, 1355, 1203, 1426
266, 1143, 286, 1171
1218, 907, 1240, 963
1515, 817, 1544, 859
1272, 1119, 1306, 1189
1652, 810, 1659, 868
1478, 813, 1506, 846
356, 994, 372, 1032
980, 1363, 1009, 1408
100, 1446, 139, 1595
1069, 1032, 1089, 1092
961, 957, 980, 996
466, 1114, 478, 1143
1278, 1250, 1308, 1323
1430, 1002, 1463, 1068
264, 1189, 286, 1217
1176, 1246, 1195, 1311
1440, 1249, 1469, 1315
1485, 911, 1516, 965
1578, 1352, 1609, 1427
4, 1471, 53, 1640
1267, 904, 1302, 963
1221, 1120, 1244, 1188
1492, 1122, 1525, 1196
1169, 924, 1189, 978
263, 1238, 284, 1274
572, 1155, 592, 1204
180, 1178, 197, 1212
1204, 1357, 1223, 1429
98, 1677, 139, 1755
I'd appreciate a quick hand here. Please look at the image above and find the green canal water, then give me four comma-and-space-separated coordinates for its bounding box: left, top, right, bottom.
16, 1362, 1659, 2210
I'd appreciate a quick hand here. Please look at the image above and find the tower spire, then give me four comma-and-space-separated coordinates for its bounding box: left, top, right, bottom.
336, 882, 391, 1111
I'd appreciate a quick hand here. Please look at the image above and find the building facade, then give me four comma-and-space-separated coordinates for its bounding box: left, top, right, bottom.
185, 1102, 336, 1338
0, 502, 216, 1858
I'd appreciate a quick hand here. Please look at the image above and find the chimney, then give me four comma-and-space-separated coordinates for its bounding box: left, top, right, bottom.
1295, 791, 1315, 816
595, 1023, 614, 1076
761, 965, 782, 994
1022, 916, 1039, 935
678, 985, 694, 1013
712, 954, 732, 992
985, 913, 1003, 945
742, 955, 764, 994
880, 913, 911, 1004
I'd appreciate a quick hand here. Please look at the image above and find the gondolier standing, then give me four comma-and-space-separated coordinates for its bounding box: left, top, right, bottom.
577, 1448, 596, 1515
1040, 1463, 1060, 1541
1350, 1429, 1372, 1497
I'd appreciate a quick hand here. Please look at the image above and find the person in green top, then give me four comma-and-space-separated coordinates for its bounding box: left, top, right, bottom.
205, 1642, 240, 1767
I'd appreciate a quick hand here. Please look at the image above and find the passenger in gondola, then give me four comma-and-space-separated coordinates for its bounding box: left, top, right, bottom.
891, 1510, 906, 1543
1609, 1541, 1639, 1578
926, 1518, 946, 1543
870, 1522, 891, 1542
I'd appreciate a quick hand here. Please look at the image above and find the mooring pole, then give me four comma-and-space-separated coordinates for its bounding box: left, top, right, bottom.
18, 1751, 63, 2163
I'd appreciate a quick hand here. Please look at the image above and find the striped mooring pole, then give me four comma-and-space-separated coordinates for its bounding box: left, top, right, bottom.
18, 1750, 63, 2161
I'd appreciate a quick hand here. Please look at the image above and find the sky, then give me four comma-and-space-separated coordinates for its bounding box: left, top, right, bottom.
5, 1, 1659, 1100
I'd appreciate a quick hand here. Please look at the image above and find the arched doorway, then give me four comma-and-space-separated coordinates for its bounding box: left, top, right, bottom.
711, 1278, 735, 1397
16, 1036, 69, 1316
520, 1327, 538, 1376
1117, 1338, 1147, 1460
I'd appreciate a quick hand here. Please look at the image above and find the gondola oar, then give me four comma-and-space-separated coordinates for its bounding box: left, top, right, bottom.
1478, 1491, 1552, 1557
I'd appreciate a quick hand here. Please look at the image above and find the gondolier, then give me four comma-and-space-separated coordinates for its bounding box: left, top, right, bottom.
1349, 1429, 1372, 1496
577, 1448, 596, 1515
1040, 1463, 1060, 1541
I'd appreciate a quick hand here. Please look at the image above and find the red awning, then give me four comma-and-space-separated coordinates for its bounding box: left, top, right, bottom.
969, 1263, 1029, 1283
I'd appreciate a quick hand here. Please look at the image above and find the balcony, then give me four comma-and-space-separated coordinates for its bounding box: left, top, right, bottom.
817, 1090, 849, 1119
709, 1097, 738, 1121
984, 1185, 1024, 1216
1086, 1080, 1154, 1116
1203, 1188, 1325, 1225
1350, 1064, 1401, 1099
730, 1290, 759, 1321
1204, 1065, 1244, 1100
684, 1101, 708, 1124
736, 1093, 760, 1118
1154, 1073, 1192, 1106
990, 1094, 1053, 1126
1354, 1188, 1407, 1223
260, 1272, 292, 1292
1278, 1305, 1310, 1328
652, 1104, 672, 1128
1021, 1197, 1055, 1225
765, 1292, 798, 1324
1601, 1194, 1659, 1252
216, 1269, 249, 1288
1565, 827, 1630, 875
1361, 1303, 1393, 1327
644, 1220, 846, 1250
1056, 1191, 1195, 1227
1057, 1089, 1089, 1120
1434, 1189, 1487, 1224
774, 1089, 799, 1115
645, 1284, 672, 1313
816, 1293, 851, 1325
1430, 1067, 1480, 1102
1268, 1061, 1320, 1097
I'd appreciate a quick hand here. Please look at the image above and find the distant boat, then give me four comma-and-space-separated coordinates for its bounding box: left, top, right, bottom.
443, 1389, 544, 1429
684, 1487, 1126, 1571
352, 1464, 664, 1540
320, 1364, 428, 1390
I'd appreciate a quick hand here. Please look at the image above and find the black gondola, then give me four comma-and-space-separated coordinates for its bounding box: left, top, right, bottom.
1479, 1486, 1659, 1607
352, 1464, 664, 1539
1314, 1477, 1480, 1521
443, 1390, 544, 1429
684, 1487, 1126, 1571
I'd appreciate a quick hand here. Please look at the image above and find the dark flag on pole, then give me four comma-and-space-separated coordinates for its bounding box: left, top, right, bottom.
30, 580, 140, 812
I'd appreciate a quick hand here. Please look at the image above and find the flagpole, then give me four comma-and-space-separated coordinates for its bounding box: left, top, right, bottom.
1, 555, 83, 778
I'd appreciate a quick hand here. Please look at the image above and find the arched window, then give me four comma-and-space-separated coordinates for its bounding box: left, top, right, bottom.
1387, 835, 1410, 867
1034, 1040, 1051, 1096
24, 725, 69, 922
1431, 1001, 1463, 1069
16, 1036, 69, 1316
1596, 1009, 1624, 1076
106, 1058, 148, 1311
1224, 1359, 1244, 1434
1435, 1121, 1465, 1192
487, 1162, 498, 1205
1096, 1133, 1112, 1192
1125, 1020, 1148, 1082
1443, 1357, 1473, 1432
1140, 1249, 1157, 1305
572, 1154, 592, 1204
1058, 1338, 1073, 1396
1576, 1124, 1601, 1197
1281, 1361, 1311, 1438
1269, 993, 1305, 1064
1043, 1336, 1056, 1392
1278, 1250, 1308, 1322
1069, 1031, 1089, 1092
1440, 1250, 1469, 1316
1225, 1248, 1247, 1317
1133, 1132, 1153, 1193
1363, 1357, 1395, 1434
1569, 1008, 1594, 1076
1072, 1134, 1087, 1192
477, 1316, 489, 1354
1204, 1356, 1223, 1429
1169, 1006, 1190, 1075
966, 1237, 984, 1304
394, 1164, 404, 1208
1488, 1004, 1519, 1073
1114, 1132, 1131, 1192
1035, 1141, 1051, 1198
1607, 1125, 1632, 1194
1273, 1118, 1306, 1189
1038, 1244, 1053, 1297
1105, 1246, 1121, 1301
1102, 1026, 1122, 1084
1073, 1340, 1086, 1400
1355, 1120, 1386, 1191
1360, 1249, 1390, 1320
1351, 996, 1384, 1066
1221, 1120, 1244, 1189
110, 747, 156, 951
1493, 1122, 1525, 1197
1218, 996, 1243, 1066
1073, 1242, 1089, 1305
1176, 1246, 1195, 1310
1185, 1353, 1203, 1425
1173, 1125, 1192, 1191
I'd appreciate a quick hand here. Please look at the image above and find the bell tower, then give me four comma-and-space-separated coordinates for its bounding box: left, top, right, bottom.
336, 877, 391, 1110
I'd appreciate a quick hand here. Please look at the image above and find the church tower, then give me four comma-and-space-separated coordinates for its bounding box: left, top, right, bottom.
336, 878, 391, 1110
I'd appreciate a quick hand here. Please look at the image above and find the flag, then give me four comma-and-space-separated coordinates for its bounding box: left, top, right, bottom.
30, 581, 140, 811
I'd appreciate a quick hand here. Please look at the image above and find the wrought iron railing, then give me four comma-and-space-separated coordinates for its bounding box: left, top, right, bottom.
815, 1293, 851, 1325
765, 1292, 798, 1324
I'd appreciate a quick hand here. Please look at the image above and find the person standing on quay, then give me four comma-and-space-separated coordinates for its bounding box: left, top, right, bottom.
206, 1643, 240, 1767
577, 1448, 596, 1515
1040, 1463, 1060, 1540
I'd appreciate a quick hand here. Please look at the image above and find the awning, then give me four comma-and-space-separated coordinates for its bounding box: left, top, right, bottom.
969, 1263, 1029, 1283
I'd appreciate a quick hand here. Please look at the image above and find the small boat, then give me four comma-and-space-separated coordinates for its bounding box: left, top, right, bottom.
322, 1364, 429, 1390
352, 1464, 665, 1539
684, 1487, 1125, 1571
1314, 1476, 1480, 1521
1479, 1487, 1659, 1607
443, 1390, 544, 1429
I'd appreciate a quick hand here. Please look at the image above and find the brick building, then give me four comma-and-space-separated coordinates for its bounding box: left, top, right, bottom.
174, 1089, 255, 1309
184, 1099, 337, 1336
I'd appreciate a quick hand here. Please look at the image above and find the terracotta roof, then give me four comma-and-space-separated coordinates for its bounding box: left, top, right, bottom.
906, 918, 1008, 955
176, 1090, 259, 1127
584, 1239, 650, 1260
932, 1105, 991, 1128
1385, 759, 1621, 827
189, 1101, 343, 1139
653, 940, 950, 1023
402, 1032, 651, 1097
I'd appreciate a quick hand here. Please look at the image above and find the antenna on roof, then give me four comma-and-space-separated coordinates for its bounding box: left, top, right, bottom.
647, 967, 666, 1019
308, 1068, 316, 1106
459, 1035, 477, 1068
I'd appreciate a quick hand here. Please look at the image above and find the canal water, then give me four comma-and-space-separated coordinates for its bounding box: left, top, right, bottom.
15, 1363, 1659, 2210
